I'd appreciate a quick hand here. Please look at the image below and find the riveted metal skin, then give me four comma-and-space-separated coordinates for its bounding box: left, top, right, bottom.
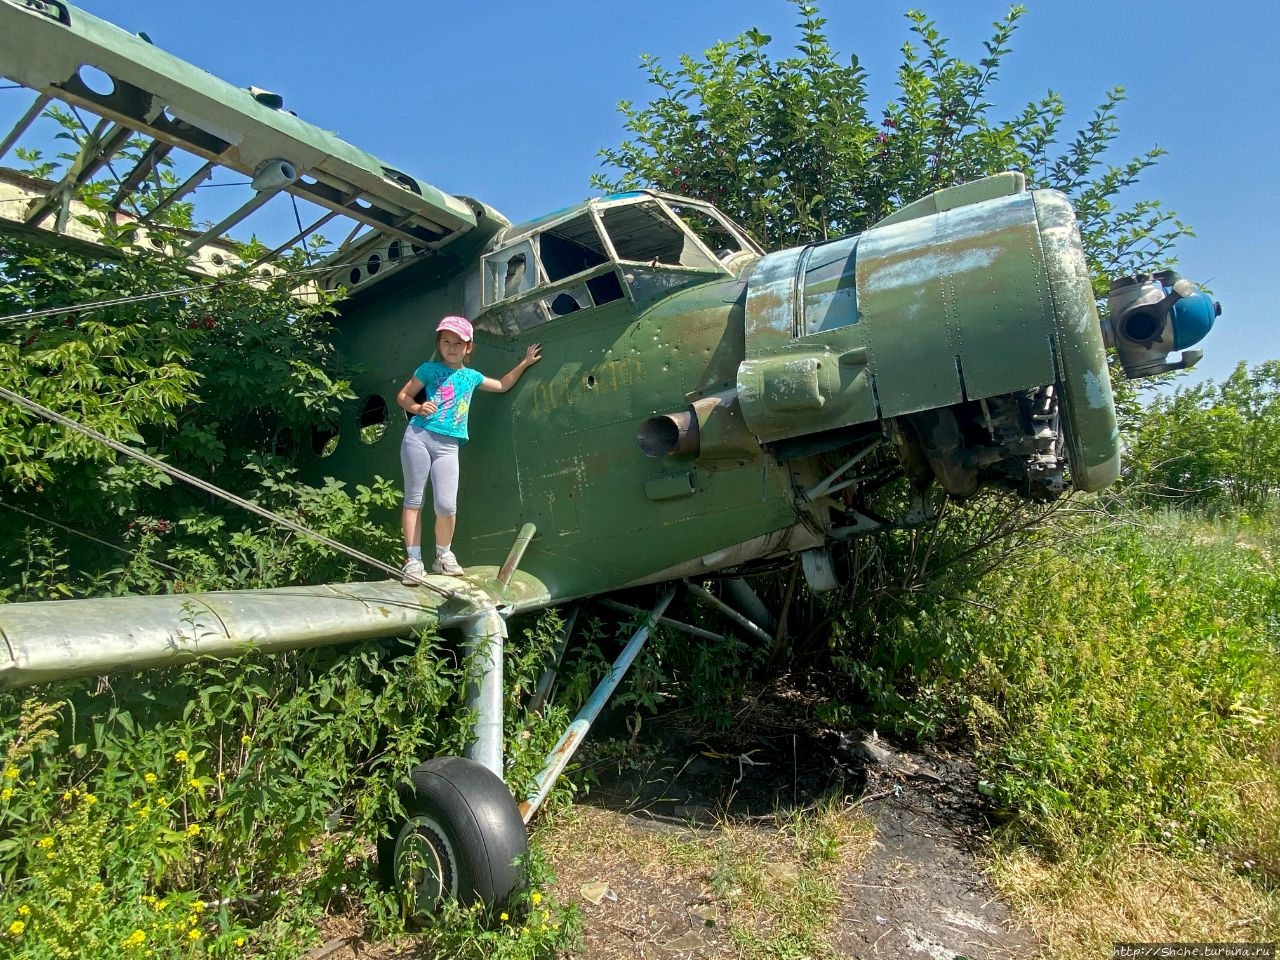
0, 0, 1191, 688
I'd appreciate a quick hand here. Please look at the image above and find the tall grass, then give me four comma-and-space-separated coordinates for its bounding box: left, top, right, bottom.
966, 510, 1278, 859
0, 618, 579, 958
951, 507, 1280, 942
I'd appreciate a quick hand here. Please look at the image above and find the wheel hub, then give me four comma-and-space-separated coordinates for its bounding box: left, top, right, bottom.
394, 815, 457, 920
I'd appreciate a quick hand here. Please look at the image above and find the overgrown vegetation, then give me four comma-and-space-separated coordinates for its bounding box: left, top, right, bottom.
1, 0, 1275, 954
1126, 360, 1280, 513
0, 608, 582, 957
587, 0, 1279, 943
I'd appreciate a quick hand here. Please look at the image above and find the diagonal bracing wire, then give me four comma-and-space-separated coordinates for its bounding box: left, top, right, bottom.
0, 384, 456, 600
0, 499, 184, 576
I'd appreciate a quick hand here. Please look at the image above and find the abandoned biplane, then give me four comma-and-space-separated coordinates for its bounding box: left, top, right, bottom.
0, 0, 1219, 916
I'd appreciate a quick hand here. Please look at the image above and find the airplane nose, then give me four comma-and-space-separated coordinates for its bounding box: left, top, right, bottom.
732, 177, 1124, 492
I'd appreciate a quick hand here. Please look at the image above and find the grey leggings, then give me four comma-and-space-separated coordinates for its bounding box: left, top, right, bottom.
401, 425, 460, 514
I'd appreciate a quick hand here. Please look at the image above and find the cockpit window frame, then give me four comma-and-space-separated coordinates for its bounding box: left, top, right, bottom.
472, 191, 761, 337
483, 238, 540, 305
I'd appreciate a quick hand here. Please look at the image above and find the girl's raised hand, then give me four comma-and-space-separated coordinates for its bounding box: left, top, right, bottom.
524, 343, 543, 366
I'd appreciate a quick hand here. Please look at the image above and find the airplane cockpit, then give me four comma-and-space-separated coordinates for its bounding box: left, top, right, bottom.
465, 191, 761, 337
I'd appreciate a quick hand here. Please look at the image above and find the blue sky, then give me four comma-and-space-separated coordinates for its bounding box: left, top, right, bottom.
10, 1, 1278, 386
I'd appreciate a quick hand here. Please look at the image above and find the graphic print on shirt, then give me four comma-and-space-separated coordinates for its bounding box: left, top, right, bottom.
434, 380, 456, 412
411, 362, 484, 441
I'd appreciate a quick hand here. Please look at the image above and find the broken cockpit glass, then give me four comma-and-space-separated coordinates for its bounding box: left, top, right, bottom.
473, 192, 757, 336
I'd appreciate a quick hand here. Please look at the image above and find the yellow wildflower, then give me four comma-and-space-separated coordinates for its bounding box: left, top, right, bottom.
2, 767, 17, 780
234, 937, 245, 948
143, 773, 157, 784
157, 797, 169, 809
193, 901, 205, 913
7, 920, 25, 936
36, 836, 53, 849
500, 912, 508, 922
1, 788, 13, 801
82, 792, 98, 806
186, 823, 200, 837
174, 749, 189, 763
187, 929, 201, 941
188, 777, 203, 790
530, 891, 543, 905
16, 907, 29, 916
122, 929, 146, 948
240, 735, 251, 745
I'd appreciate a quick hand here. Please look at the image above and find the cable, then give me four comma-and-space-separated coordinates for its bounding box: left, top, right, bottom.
0, 384, 456, 600
290, 193, 315, 268
0, 500, 185, 576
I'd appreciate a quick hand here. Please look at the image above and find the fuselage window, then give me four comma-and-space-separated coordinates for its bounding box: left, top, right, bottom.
477, 211, 627, 333
485, 238, 537, 304
504, 253, 527, 297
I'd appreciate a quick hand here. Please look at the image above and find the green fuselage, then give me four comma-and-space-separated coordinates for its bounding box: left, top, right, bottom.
322, 255, 809, 602
307, 180, 1119, 605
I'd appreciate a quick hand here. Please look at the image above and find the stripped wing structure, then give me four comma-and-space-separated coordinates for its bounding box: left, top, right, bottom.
0, 0, 478, 295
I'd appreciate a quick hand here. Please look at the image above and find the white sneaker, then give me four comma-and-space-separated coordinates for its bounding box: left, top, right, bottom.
432, 551, 464, 576
401, 557, 426, 585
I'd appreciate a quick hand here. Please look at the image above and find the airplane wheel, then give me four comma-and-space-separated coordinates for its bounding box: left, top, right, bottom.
380, 756, 529, 922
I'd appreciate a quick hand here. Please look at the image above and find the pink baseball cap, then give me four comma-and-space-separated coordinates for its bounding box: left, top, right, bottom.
436, 315, 473, 342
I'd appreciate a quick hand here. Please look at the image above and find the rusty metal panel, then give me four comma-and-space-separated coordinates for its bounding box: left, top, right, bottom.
800, 235, 861, 335
738, 348, 877, 442
744, 246, 805, 354
856, 190, 1059, 416
854, 210, 963, 414
946, 193, 1056, 399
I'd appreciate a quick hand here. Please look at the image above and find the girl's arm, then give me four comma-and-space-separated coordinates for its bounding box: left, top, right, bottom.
478, 343, 542, 393
396, 376, 437, 416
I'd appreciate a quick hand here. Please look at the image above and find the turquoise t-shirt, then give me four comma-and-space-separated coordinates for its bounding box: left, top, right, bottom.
409, 362, 486, 441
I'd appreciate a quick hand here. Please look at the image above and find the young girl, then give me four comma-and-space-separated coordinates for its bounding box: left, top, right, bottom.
396, 315, 541, 582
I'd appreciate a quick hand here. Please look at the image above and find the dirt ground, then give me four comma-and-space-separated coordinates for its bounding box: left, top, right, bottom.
316, 692, 1040, 959
539, 703, 1039, 960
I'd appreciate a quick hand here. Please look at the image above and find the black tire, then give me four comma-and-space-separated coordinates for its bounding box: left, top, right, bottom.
380, 756, 529, 922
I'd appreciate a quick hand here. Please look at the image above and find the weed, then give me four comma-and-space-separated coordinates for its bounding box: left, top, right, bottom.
0, 614, 581, 958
